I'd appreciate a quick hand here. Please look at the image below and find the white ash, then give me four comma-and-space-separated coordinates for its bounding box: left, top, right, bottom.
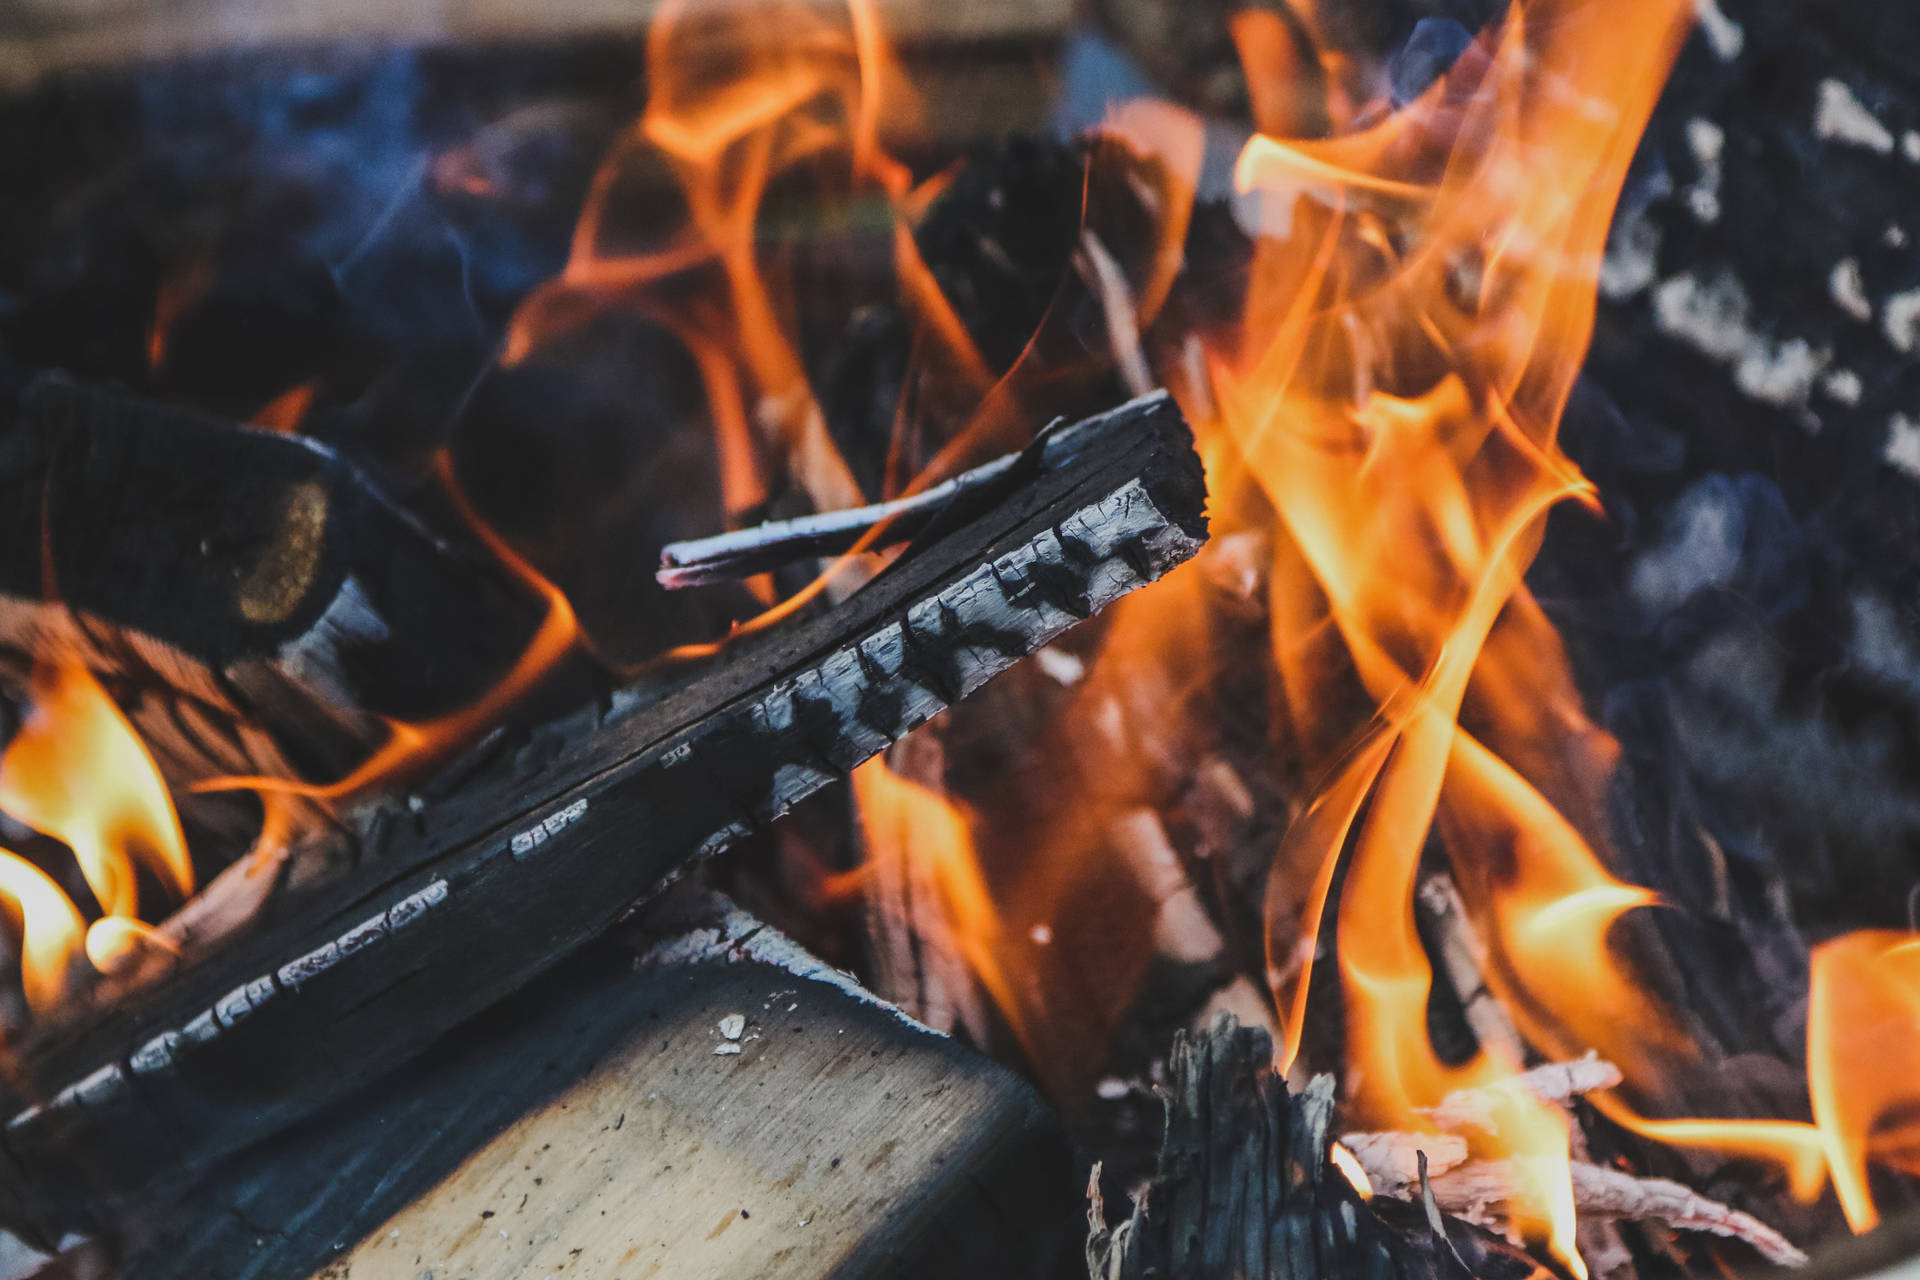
1906, 131, 1920, 163
1629, 476, 1748, 616
1651, 270, 1829, 412
713, 1042, 743, 1056
1884, 414, 1920, 481
1683, 118, 1725, 223
1600, 214, 1662, 301
718, 1013, 746, 1041
1888, 224, 1912, 250
1735, 338, 1826, 411
1882, 286, 1920, 353
1033, 645, 1086, 686
1691, 0, 1744, 61
1815, 78, 1896, 155
1822, 368, 1864, 405
1829, 257, 1874, 322
1849, 593, 1920, 700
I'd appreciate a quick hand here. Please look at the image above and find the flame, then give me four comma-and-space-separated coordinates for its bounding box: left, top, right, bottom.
850, 756, 1019, 1036
1110, 4, 1689, 1267
0, 850, 85, 1016
0, 653, 193, 918
0, 650, 194, 1026
1807, 931, 1920, 1232
250, 382, 318, 435
1330, 1140, 1375, 1198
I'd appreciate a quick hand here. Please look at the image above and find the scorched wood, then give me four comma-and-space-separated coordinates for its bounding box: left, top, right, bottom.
0, 390, 1207, 1245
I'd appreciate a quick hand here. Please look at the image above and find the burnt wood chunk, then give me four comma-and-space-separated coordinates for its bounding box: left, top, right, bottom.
1087, 1015, 1550, 1280
0, 390, 1207, 1243
102, 892, 1078, 1280
0, 374, 547, 727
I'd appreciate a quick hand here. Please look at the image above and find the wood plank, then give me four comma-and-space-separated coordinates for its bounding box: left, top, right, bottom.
0, 0, 1073, 92
53, 891, 1074, 1278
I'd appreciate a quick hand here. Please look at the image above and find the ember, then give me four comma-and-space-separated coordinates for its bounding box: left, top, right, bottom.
0, 0, 1918, 1276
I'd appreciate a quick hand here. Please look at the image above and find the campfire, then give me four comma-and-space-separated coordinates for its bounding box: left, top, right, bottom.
1, 0, 1918, 1275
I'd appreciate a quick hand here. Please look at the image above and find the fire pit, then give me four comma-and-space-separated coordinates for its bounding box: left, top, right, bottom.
0, 0, 1918, 1276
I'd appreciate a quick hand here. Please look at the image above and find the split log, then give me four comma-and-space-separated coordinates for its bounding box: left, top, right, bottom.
73, 889, 1075, 1280
1086, 1014, 1548, 1280
0, 389, 1207, 1246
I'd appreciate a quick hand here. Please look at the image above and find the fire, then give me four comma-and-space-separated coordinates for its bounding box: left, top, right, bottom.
1807, 930, 1920, 1232
0, 654, 193, 920
1112, 3, 1692, 1267
0, 650, 194, 1024
6, 0, 1914, 1257
851, 756, 1021, 1039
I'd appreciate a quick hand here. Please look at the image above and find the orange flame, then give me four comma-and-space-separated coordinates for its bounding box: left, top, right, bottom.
1132, 4, 1694, 1266
250, 382, 318, 435
0, 650, 194, 1026
0, 653, 193, 919
850, 755, 1019, 1035
0, 850, 85, 1017
1808, 930, 1920, 1232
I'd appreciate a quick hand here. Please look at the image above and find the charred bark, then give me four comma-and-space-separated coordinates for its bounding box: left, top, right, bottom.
1087, 1015, 1553, 1280
0, 390, 1207, 1245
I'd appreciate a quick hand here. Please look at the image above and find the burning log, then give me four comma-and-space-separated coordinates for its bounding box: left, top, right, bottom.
0, 389, 1207, 1245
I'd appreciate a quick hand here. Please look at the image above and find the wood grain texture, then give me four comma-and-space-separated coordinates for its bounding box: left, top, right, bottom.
0, 391, 1205, 1245
106, 892, 1077, 1280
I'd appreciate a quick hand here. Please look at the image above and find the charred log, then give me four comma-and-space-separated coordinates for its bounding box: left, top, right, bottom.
1087, 1014, 1553, 1280
0, 389, 1206, 1245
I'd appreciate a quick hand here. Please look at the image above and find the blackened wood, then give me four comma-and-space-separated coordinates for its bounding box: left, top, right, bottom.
108, 890, 1078, 1280
1, 374, 547, 729
0, 390, 1206, 1244
1086, 1015, 1549, 1280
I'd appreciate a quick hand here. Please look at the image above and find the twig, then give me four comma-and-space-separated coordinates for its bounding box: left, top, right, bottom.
658, 402, 1127, 589
1428, 1160, 1808, 1269
1074, 230, 1155, 399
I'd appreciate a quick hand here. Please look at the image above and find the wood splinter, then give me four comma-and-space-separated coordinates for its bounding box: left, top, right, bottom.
1341, 1055, 1807, 1269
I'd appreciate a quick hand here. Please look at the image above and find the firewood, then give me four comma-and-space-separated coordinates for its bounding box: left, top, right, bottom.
0, 389, 1206, 1246
1086, 1013, 1550, 1280
0, 375, 553, 859
1424, 1161, 1806, 1270
82, 889, 1078, 1280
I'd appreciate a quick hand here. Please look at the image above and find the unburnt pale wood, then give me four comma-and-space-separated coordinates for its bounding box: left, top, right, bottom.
0, 391, 1206, 1247
103, 892, 1077, 1280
